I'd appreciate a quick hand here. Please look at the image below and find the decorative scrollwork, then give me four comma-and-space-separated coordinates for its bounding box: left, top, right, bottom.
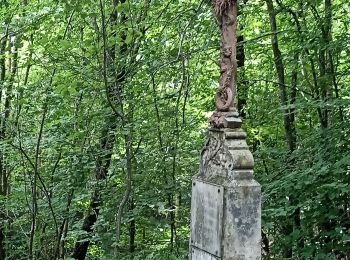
199, 136, 221, 176
210, 0, 236, 128
198, 133, 234, 179
209, 112, 227, 128
216, 85, 233, 112
215, 64, 234, 112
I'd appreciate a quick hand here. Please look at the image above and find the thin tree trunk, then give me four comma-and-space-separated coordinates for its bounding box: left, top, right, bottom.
56, 188, 74, 259
28, 9, 73, 258
329, 55, 343, 122
0, 31, 17, 260
72, 1, 125, 258
115, 123, 134, 256
29, 103, 47, 260
324, 0, 332, 126
0, 28, 7, 260
313, 0, 332, 128
129, 198, 136, 254
291, 5, 324, 128
237, 35, 247, 118
320, 0, 337, 248
266, 0, 297, 257
2, 35, 18, 195
290, 53, 303, 249
150, 74, 177, 251
72, 0, 150, 256
266, 0, 295, 153
72, 117, 117, 260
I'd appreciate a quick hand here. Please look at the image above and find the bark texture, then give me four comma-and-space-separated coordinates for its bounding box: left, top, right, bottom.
72, 0, 124, 257
266, 0, 298, 257
266, 0, 296, 153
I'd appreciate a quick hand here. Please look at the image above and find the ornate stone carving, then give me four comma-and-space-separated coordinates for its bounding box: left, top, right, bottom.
199, 131, 234, 181
209, 0, 238, 128
199, 135, 221, 176
215, 65, 233, 112
198, 127, 254, 182
209, 111, 228, 128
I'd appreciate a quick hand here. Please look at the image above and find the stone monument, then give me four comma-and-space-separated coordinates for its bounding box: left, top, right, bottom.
189, 0, 261, 259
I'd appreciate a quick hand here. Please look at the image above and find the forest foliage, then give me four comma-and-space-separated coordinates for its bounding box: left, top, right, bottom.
0, 0, 349, 259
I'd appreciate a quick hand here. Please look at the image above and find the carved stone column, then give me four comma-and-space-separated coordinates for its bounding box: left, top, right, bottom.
189, 1, 261, 259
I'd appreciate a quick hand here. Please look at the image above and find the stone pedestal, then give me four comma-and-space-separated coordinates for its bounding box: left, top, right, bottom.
189, 126, 261, 260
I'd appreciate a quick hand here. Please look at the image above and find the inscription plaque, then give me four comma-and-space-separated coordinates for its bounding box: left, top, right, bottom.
191, 247, 220, 260
190, 180, 223, 257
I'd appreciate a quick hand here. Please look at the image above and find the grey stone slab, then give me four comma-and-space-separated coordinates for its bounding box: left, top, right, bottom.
190, 180, 223, 257
191, 247, 221, 260
222, 185, 261, 259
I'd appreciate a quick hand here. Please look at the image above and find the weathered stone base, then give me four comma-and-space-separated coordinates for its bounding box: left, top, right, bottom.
189, 128, 261, 260
222, 180, 261, 259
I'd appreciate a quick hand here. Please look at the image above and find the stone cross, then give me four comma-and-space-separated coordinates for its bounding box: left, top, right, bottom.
189, 1, 261, 259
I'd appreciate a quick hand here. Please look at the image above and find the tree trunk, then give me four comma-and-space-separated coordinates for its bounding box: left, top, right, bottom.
72, 1, 127, 258
266, 0, 297, 257
72, 117, 117, 260
237, 35, 247, 118
0, 31, 18, 260
266, 0, 296, 153
0, 28, 7, 260
129, 199, 136, 254
314, 0, 332, 128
